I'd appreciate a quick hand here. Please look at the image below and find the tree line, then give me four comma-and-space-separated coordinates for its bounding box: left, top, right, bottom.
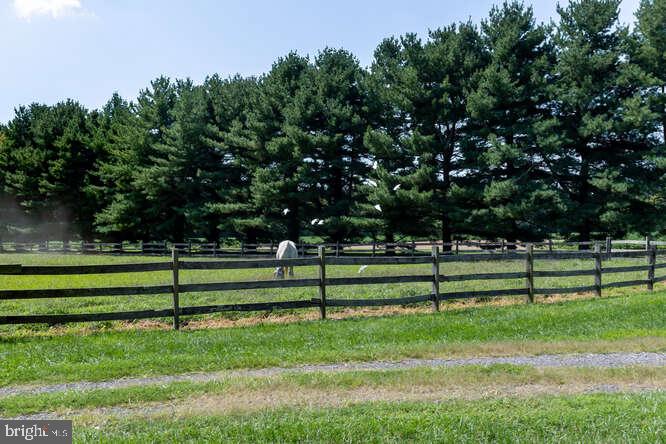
1, 0, 665, 247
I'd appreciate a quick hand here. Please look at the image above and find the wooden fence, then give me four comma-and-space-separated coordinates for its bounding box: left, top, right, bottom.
0, 237, 662, 257
0, 244, 663, 329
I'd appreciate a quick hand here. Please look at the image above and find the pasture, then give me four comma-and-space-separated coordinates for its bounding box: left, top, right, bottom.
1, 251, 664, 442
0, 287, 664, 442
0, 249, 662, 332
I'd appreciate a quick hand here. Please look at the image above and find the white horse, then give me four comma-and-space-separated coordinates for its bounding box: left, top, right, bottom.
273, 240, 298, 279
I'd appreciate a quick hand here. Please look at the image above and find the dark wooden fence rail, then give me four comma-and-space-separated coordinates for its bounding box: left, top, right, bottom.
1, 238, 663, 257
0, 245, 663, 328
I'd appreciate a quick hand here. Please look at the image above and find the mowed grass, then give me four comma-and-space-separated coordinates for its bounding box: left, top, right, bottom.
0, 288, 664, 386
0, 252, 662, 334
72, 393, 666, 443
1, 254, 664, 443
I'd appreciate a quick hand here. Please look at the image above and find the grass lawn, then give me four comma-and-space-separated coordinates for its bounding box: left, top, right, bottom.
0, 288, 663, 386
1, 254, 664, 443
71, 393, 665, 443
0, 252, 663, 333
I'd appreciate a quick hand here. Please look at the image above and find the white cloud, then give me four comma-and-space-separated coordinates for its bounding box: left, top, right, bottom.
13, 0, 83, 20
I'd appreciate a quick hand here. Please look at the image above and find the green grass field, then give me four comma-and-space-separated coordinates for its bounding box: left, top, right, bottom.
0, 252, 662, 334
0, 287, 664, 386
0, 253, 664, 442
71, 394, 665, 443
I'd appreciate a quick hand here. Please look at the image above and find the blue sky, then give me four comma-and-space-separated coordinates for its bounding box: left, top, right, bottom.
1, 0, 641, 123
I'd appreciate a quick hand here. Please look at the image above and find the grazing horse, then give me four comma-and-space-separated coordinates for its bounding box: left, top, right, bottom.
273, 240, 298, 279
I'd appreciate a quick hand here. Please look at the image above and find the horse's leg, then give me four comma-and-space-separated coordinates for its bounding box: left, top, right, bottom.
288, 266, 294, 277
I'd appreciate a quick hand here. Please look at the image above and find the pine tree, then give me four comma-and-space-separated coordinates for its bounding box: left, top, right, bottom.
96, 78, 178, 240
363, 37, 437, 245
3, 101, 98, 240
234, 53, 313, 242
283, 48, 369, 242
197, 74, 260, 242
89, 93, 143, 240
634, 0, 666, 234
537, 0, 658, 242
0, 126, 19, 238
465, 1, 561, 242
636, 0, 666, 141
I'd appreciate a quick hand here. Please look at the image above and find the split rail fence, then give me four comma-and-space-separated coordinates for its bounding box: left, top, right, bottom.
0, 245, 663, 329
0, 237, 662, 257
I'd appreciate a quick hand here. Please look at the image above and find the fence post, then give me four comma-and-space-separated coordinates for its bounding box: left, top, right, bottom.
648, 246, 656, 291
412, 240, 416, 256
594, 244, 602, 298
646, 235, 651, 251
171, 247, 180, 330
270, 240, 274, 255
525, 244, 534, 303
335, 242, 340, 257
455, 240, 459, 255
372, 241, 376, 257
431, 246, 440, 312
548, 239, 553, 253
606, 236, 612, 260
318, 246, 327, 319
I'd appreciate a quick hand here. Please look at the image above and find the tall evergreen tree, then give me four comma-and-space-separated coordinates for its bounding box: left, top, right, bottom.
465, 1, 561, 241
0, 125, 19, 238
634, 0, 666, 234
201, 74, 261, 243
3, 101, 98, 240
233, 53, 313, 242
363, 37, 438, 245
635, 0, 666, 141
96, 78, 178, 240
537, 0, 658, 242
133, 80, 214, 242
89, 93, 140, 240
284, 48, 369, 242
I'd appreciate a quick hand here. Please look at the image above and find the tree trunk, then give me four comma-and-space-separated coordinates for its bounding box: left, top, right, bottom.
661, 85, 666, 143
576, 153, 591, 250
245, 231, 258, 253
287, 213, 300, 243
206, 215, 220, 244
441, 214, 452, 252
578, 226, 591, 250
173, 213, 185, 243
385, 230, 395, 256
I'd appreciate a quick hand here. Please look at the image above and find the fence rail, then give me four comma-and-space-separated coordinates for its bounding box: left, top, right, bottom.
0, 245, 663, 328
0, 237, 663, 258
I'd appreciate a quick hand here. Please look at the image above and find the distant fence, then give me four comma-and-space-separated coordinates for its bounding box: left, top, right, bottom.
0, 237, 662, 257
0, 244, 663, 329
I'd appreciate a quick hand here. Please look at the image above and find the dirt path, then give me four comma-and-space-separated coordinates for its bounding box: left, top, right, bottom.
2, 352, 665, 399
13, 383, 666, 421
